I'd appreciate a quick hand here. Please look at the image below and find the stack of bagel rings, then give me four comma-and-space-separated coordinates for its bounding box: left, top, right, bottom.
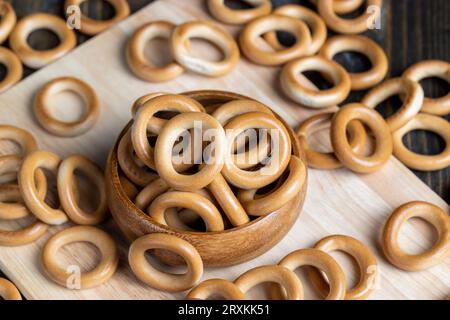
126, 19, 240, 82
118, 92, 306, 233
0, 124, 118, 290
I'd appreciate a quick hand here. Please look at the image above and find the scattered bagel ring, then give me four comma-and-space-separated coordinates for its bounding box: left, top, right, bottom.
0, 278, 22, 300
308, 0, 364, 14
42, 226, 119, 289
187, 278, 246, 300
0, 47, 22, 93
64, 0, 130, 35
222, 112, 291, 189
234, 265, 304, 300
362, 77, 424, 131
128, 233, 203, 292
317, 0, 382, 34
308, 235, 378, 300
9, 13, 76, 69
264, 5, 327, 56
147, 191, 225, 232
170, 21, 240, 77
382, 201, 450, 271
127, 21, 184, 82
0, 216, 49, 247
0, 125, 38, 158
280, 55, 351, 108
131, 94, 204, 169
18, 150, 68, 225
154, 112, 226, 191
239, 15, 311, 66
297, 112, 367, 170
272, 248, 346, 300
0, 1, 16, 44
238, 155, 306, 216
57, 154, 108, 225
402, 60, 450, 116
207, 0, 272, 25
0, 155, 23, 184
117, 129, 159, 187
34, 77, 100, 137
320, 35, 388, 90
331, 103, 393, 173
392, 113, 450, 171
0, 178, 47, 221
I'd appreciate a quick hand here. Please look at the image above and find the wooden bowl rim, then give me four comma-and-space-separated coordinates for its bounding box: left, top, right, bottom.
108, 90, 306, 236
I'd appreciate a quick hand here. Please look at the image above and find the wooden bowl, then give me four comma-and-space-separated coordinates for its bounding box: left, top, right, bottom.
105, 90, 308, 267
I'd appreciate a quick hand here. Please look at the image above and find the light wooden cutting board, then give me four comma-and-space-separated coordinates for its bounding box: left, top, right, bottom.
0, 0, 448, 300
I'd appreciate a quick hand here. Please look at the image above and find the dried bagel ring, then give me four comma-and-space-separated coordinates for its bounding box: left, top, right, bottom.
280, 56, 351, 108
42, 226, 119, 289
131, 94, 204, 170
0, 1, 16, 44
9, 13, 76, 69
308, 235, 378, 300
134, 178, 169, 211
238, 155, 306, 216
239, 15, 311, 66
0, 278, 21, 300
211, 99, 273, 169
187, 279, 246, 300
271, 248, 346, 300
128, 233, 203, 292
0, 125, 38, 158
0, 47, 22, 93
57, 154, 108, 225
297, 112, 367, 170
34, 77, 100, 137
0, 178, 46, 220
392, 113, 450, 171
0, 215, 49, 247
147, 191, 225, 232
18, 151, 68, 225
361, 77, 424, 131
131, 92, 168, 118
331, 103, 392, 173
170, 21, 240, 77
207, 0, 272, 25
134, 178, 204, 231
234, 265, 304, 300
382, 201, 450, 271
222, 112, 291, 189
317, 0, 382, 34
154, 112, 226, 191
0, 155, 23, 184
319, 35, 388, 90
403, 60, 450, 116
264, 5, 327, 56
127, 21, 184, 82
0, 155, 48, 189
308, 0, 364, 14
64, 0, 130, 36
117, 129, 159, 187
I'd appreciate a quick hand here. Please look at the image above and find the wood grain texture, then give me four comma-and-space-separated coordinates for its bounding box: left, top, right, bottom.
0, 0, 448, 300
3, 0, 449, 202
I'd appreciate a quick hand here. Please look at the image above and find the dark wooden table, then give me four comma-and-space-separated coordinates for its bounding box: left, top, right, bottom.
3, 0, 450, 202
